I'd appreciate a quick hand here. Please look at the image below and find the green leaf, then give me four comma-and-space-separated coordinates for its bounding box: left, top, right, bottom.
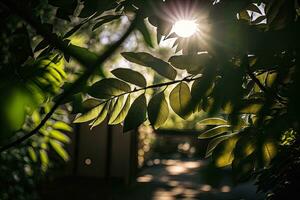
212, 137, 239, 167
123, 94, 147, 132
73, 103, 105, 123
40, 149, 49, 171
111, 68, 147, 87
109, 95, 131, 125
136, 18, 154, 47
168, 53, 211, 74
67, 44, 99, 70
52, 121, 72, 132
88, 78, 131, 99
197, 118, 228, 126
89, 101, 110, 128
262, 140, 277, 165
169, 82, 192, 119
81, 98, 101, 112
121, 52, 177, 80
50, 140, 69, 161
198, 125, 231, 139
109, 95, 124, 124
147, 92, 169, 129
28, 147, 37, 162
206, 133, 237, 158
50, 129, 70, 143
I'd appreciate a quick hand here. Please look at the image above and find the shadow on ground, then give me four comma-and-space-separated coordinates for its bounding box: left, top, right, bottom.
41, 158, 264, 200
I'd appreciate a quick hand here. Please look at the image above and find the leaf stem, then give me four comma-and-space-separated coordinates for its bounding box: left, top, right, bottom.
93, 76, 202, 107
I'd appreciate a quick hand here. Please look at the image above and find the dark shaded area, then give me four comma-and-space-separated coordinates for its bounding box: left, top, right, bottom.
40, 158, 263, 200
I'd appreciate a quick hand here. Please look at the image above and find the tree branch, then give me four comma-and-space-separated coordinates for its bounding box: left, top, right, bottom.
0, 4, 139, 152
94, 76, 202, 107
89, 76, 202, 127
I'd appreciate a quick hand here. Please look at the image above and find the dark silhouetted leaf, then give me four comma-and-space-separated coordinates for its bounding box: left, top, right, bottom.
136, 19, 154, 47
252, 16, 266, 24
121, 52, 177, 80
34, 39, 49, 52
111, 68, 146, 87
148, 92, 169, 129
123, 94, 147, 132
169, 53, 211, 74
247, 4, 262, 14
88, 78, 131, 99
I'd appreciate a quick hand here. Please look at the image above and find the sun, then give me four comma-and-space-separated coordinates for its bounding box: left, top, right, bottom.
172, 20, 198, 38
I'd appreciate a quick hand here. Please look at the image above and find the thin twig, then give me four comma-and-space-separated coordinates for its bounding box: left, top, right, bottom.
93, 76, 202, 108
243, 56, 287, 104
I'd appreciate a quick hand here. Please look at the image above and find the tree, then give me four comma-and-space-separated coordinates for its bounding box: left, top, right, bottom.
0, 0, 299, 199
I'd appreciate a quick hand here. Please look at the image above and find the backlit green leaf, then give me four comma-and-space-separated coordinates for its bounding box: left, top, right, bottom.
40, 149, 49, 172
89, 101, 110, 128
50, 140, 69, 161
28, 147, 37, 162
262, 140, 277, 165
50, 129, 70, 143
52, 121, 72, 132
205, 133, 237, 158
110, 95, 131, 125
109, 95, 124, 124
169, 82, 192, 119
198, 125, 231, 139
197, 118, 228, 126
73, 103, 105, 123
213, 137, 239, 167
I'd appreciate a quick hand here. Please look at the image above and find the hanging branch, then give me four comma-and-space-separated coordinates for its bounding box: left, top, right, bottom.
0, 2, 140, 152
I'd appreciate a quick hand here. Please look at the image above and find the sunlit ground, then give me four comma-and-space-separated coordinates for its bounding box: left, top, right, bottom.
132, 159, 263, 200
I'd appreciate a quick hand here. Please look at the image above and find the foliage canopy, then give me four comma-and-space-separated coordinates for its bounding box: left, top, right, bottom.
1, 0, 300, 199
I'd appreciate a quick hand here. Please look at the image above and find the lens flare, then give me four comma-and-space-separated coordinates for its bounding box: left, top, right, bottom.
173, 20, 198, 38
